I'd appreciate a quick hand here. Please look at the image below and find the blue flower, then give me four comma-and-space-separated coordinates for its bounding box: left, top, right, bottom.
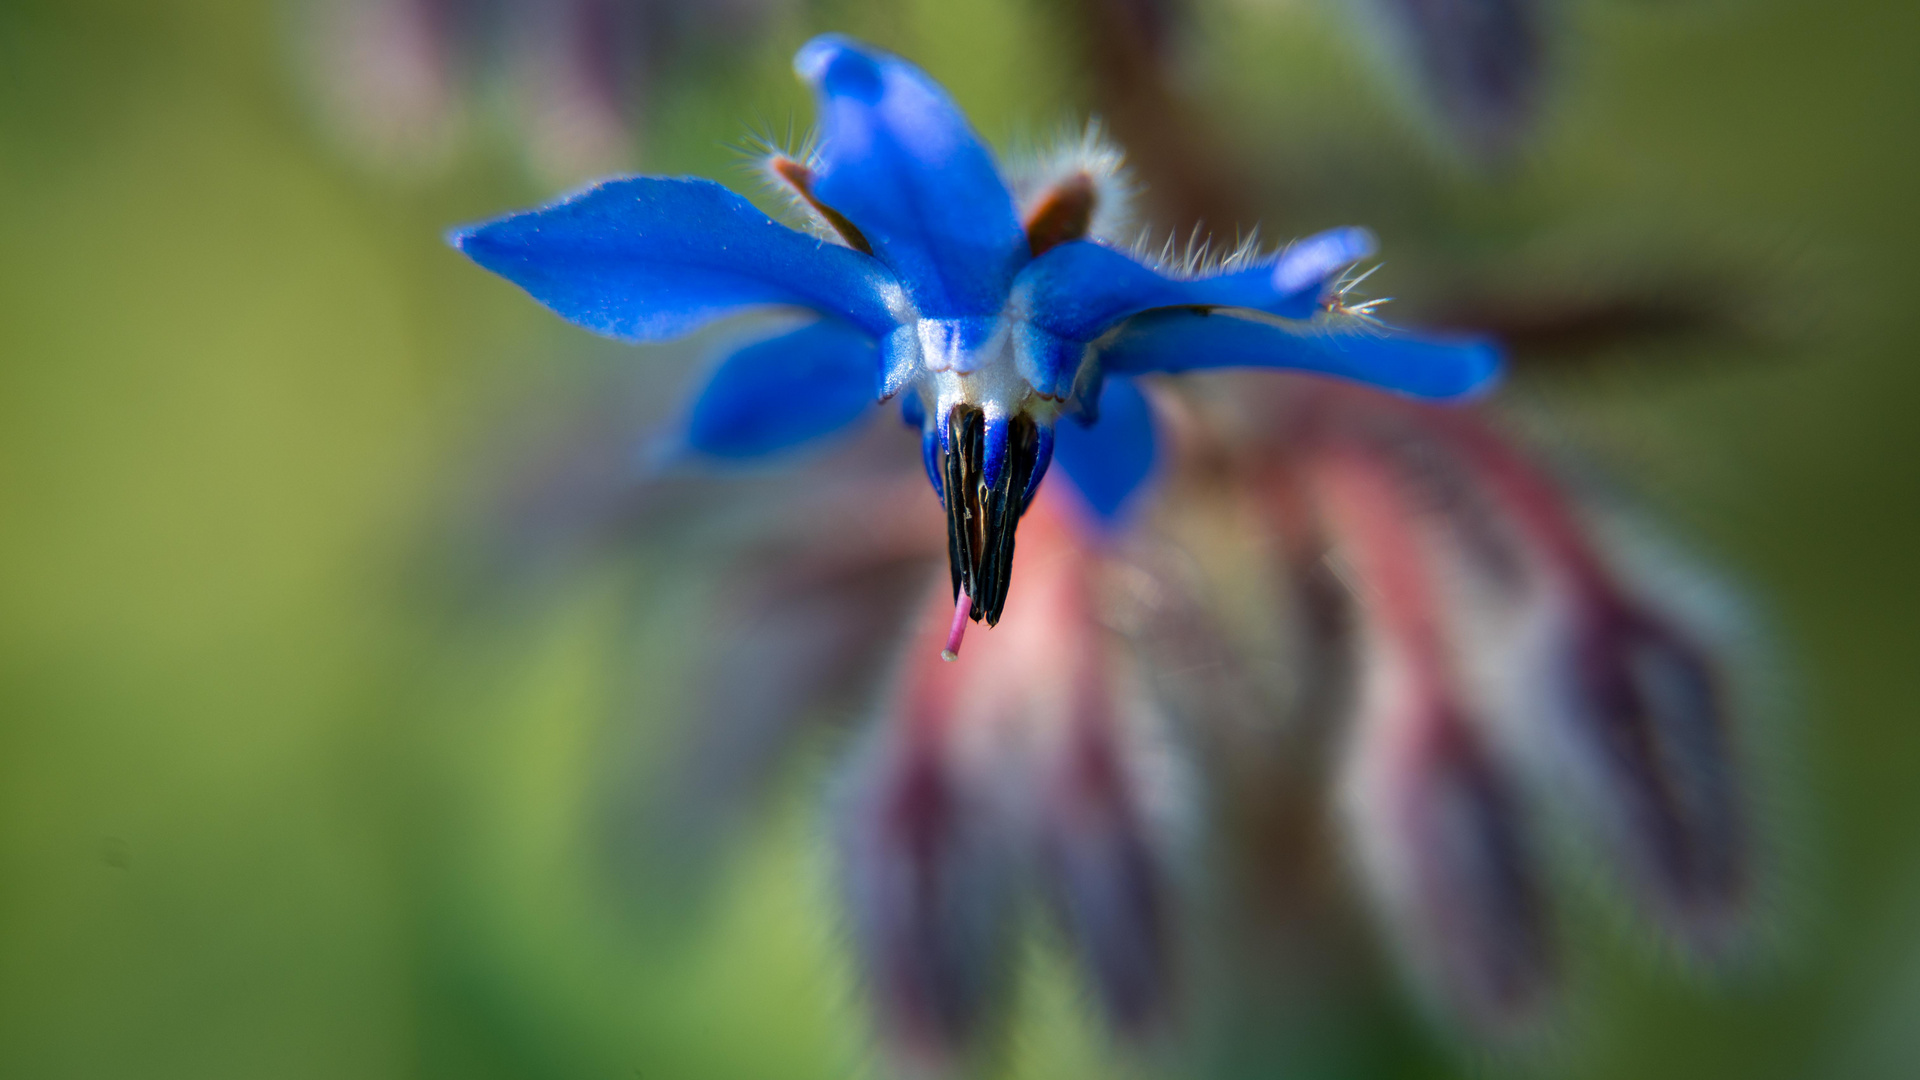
450, 33, 1501, 635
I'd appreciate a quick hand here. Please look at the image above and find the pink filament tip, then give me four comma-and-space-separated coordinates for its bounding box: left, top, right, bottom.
941, 590, 971, 662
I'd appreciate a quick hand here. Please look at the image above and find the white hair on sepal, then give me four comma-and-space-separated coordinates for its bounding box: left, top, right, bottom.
1014, 120, 1389, 312
732, 113, 816, 177
1125, 223, 1388, 315
1128, 223, 1229, 279
1009, 121, 1383, 300
1324, 261, 1395, 323
1005, 118, 1140, 246
731, 118, 854, 247
1123, 216, 1293, 279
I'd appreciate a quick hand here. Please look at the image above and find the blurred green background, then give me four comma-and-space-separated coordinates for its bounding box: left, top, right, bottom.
2, 0, 1918, 1077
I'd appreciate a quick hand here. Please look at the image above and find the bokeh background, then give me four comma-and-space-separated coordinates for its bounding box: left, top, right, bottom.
2, 0, 1918, 1077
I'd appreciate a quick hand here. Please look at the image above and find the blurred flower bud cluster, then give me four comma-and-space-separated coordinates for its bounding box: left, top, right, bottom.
292, 0, 779, 183
600, 368, 1751, 1071
1346, 0, 1550, 161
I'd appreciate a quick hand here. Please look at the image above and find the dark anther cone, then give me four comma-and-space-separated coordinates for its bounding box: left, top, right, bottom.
943, 407, 1041, 626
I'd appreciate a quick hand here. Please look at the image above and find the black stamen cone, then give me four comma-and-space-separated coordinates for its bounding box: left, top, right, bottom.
942, 407, 1041, 626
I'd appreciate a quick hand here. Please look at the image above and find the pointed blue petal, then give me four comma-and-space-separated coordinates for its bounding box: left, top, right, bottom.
919, 422, 944, 501
794, 35, 1027, 317
1052, 376, 1157, 525
1010, 228, 1375, 352
683, 318, 879, 458
1020, 423, 1054, 512
1099, 310, 1502, 401
450, 176, 905, 343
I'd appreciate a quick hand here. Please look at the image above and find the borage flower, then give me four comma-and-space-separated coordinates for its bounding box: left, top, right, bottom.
451, 33, 1498, 642
452, 34, 1748, 1074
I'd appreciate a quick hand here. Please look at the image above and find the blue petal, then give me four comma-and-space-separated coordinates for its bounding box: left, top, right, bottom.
794, 35, 1027, 318
1012, 228, 1374, 343
919, 422, 944, 501
1099, 309, 1502, 401
1021, 423, 1054, 512
683, 318, 879, 458
899, 391, 925, 429
450, 176, 904, 342
1051, 376, 1157, 525
1272, 227, 1378, 295
1011, 322, 1088, 401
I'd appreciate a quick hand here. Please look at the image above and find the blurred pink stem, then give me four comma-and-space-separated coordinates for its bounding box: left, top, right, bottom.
942, 590, 971, 662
